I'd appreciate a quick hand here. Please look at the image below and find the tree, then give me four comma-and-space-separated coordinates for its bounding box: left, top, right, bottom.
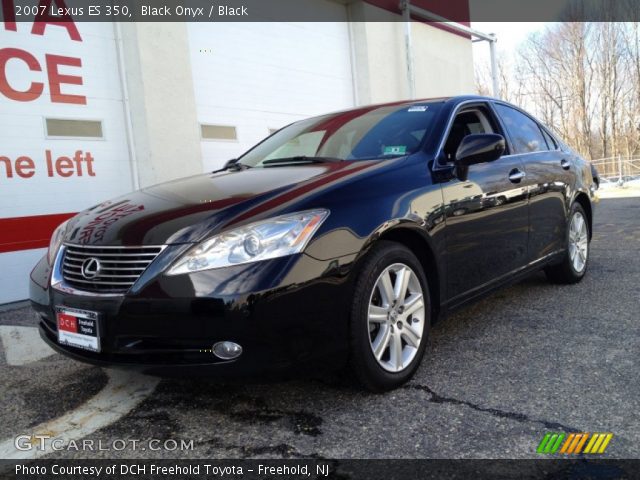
475, 22, 640, 163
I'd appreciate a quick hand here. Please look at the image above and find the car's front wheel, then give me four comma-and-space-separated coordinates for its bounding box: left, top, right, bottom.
349, 241, 430, 391
545, 202, 590, 284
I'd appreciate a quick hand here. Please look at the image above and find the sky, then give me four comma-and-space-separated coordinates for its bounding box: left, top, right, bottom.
470, 22, 549, 65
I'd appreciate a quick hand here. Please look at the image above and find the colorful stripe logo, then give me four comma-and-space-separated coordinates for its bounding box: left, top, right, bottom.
537, 433, 613, 454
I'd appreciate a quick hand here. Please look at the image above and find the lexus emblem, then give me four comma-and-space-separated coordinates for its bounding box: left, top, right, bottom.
81, 258, 101, 279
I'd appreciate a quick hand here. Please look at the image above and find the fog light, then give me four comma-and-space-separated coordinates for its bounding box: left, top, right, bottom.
212, 341, 243, 360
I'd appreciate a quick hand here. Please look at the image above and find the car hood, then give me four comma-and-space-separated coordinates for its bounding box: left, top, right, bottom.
63, 161, 387, 246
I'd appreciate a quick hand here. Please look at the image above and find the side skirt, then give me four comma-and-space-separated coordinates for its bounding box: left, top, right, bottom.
438, 250, 565, 319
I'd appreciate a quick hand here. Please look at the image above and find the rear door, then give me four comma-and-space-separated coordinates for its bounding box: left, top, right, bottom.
440, 103, 529, 302
492, 103, 574, 262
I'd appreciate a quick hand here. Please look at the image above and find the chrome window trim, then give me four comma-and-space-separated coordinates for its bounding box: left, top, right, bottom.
51, 244, 167, 297
539, 125, 561, 151
433, 99, 486, 171
492, 150, 560, 160
433, 99, 562, 172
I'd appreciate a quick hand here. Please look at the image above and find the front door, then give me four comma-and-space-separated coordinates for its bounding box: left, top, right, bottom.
439, 105, 529, 302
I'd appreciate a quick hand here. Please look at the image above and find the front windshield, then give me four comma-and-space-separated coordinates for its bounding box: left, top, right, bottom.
238, 102, 442, 167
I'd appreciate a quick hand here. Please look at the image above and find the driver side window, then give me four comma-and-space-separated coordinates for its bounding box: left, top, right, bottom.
443, 108, 496, 162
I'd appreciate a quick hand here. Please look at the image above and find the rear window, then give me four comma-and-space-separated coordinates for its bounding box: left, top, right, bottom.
541, 128, 557, 150
494, 104, 547, 154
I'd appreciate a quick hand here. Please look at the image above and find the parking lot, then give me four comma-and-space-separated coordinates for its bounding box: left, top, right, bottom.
0, 197, 638, 460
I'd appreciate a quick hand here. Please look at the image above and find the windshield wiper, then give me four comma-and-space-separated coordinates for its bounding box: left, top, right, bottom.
213, 158, 252, 173
262, 156, 344, 166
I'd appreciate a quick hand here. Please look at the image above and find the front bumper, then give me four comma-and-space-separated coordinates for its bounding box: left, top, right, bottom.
30, 247, 356, 376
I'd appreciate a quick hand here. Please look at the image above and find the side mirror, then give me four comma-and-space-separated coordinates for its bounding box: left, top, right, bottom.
590, 163, 599, 190
455, 134, 505, 167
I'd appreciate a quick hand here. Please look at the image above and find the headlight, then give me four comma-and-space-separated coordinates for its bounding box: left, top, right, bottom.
167, 209, 329, 275
48, 220, 69, 265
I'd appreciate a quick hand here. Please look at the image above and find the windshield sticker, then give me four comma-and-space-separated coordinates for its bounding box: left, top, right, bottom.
384, 146, 407, 155
408, 106, 428, 112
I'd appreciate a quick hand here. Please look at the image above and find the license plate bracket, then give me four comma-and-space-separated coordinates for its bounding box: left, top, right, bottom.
55, 306, 101, 353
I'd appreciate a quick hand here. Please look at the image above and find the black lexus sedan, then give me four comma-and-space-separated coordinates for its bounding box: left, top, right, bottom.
30, 96, 596, 391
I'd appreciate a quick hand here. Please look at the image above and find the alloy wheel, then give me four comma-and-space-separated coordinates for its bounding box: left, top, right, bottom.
569, 211, 588, 273
367, 263, 425, 373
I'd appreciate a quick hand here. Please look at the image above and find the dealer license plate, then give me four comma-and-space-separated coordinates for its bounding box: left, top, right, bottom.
56, 306, 101, 353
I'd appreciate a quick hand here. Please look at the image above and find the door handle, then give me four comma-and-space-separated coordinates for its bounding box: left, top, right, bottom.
561, 159, 571, 170
509, 168, 526, 183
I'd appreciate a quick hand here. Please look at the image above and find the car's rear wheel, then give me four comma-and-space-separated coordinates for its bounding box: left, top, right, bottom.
544, 202, 590, 284
349, 241, 430, 391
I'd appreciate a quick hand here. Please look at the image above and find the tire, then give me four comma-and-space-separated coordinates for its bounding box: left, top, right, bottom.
544, 202, 590, 284
349, 241, 431, 392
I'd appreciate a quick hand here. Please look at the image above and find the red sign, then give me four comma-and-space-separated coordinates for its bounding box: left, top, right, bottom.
57, 312, 78, 333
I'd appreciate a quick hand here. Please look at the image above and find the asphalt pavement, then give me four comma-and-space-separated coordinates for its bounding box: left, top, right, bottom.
0, 197, 638, 460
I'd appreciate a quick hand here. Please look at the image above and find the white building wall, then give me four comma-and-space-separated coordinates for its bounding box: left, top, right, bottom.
188, 19, 355, 171
0, 23, 133, 216
412, 23, 475, 98
348, 2, 475, 104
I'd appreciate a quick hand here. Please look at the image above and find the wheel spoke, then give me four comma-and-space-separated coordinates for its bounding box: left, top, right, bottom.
569, 229, 578, 243
368, 305, 388, 323
390, 332, 403, 370
579, 235, 588, 247
378, 271, 395, 307
372, 325, 391, 360
401, 324, 421, 348
394, 267, 411, 302
402, 293, 424, 318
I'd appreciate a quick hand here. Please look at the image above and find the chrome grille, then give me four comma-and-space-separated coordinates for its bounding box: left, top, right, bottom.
61, 244, 164, 294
